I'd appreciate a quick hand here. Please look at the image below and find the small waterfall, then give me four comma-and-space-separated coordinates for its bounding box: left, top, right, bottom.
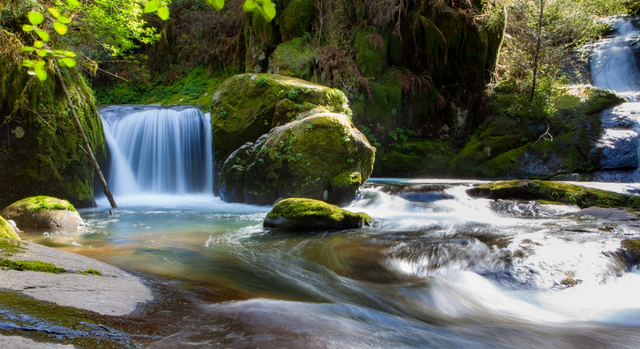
99, 105, 213, 197
591, 19, 640, 101
591, 19, 640, 181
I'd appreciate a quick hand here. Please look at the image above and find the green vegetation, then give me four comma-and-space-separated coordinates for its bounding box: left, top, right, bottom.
264, 198, 373, 231
0, 258, 65, 273
0, 237, 25, 256
3, 196, 76, 213
0, 216, 20, 240
466, 180, 640, 209
621, 239, 640, 260
77, 268, 103, 276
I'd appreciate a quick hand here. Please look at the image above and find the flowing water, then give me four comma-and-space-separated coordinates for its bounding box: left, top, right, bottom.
13, 21, 640, 347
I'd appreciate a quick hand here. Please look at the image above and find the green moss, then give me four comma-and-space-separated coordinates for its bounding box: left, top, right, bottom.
351, 70, 402, 124
264, 198, 372, 231
0, 216, 19, 240
269, 38, 319, 80
1, 33, 105, 209
279, 0, 316, 41
555, 85, 625, 117
467, 180, 640, 209
330, 171, 362, 189
378, 140, 456, 177
211, 73, 352, 170
353, 27, 389, 78
4, 196, 76, 213
0, 236, 24, 255
0, 258, 65, 273
77, 268, 103, 276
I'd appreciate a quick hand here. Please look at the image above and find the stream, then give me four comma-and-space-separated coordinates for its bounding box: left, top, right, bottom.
15, 17, 640, 349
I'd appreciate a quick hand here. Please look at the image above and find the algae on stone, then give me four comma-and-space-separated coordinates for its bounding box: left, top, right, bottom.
268, 38, 318, 80
264, 198, 373, 231
466, 180, 640, 209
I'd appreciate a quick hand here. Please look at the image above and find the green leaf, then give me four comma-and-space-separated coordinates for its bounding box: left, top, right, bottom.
67, 0, 80, 7
22, 24, 34, 32
53, 22, 68, 35
243, 0, 256, 12
212, 0, 224, 11
28, 12, 44, 26
57, 16, 72, 24
58, 59, 67, 67
64, 51, 77, 57
34, 61, 46, 68
35, 30, 50, 41
261, 1, 276, 22
34, 41, 44, 48
35, 68, 47, 81
144, 1, 161, 13
37, 49, 48, 57
48, 8, 60, 18
157, 6, 170, 20
21, 47, 36, 52
61, 58, 76, 67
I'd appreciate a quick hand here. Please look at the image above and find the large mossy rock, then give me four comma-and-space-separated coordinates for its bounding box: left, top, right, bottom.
210, 73, 355, 195
0, 215, 20, 240
220, 109, 375, 205
0, 32, 105, 210
466, 180, 640, 209
452, 85, 625, 179
263, 198, 373, 231
0, 196, 85, 230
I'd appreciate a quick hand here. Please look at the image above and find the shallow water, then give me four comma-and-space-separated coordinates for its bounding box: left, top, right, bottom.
18, 181, 640, 348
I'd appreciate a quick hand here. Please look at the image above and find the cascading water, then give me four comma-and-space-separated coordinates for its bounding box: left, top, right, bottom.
98, 105, 213, 204
591, 18, 640, 180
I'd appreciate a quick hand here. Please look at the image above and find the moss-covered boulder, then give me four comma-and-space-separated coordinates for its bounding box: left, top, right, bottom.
0, 196, 84, 230
0, 32, 106, 209
264, 198, 373, 231
220, 109, 375, 205
466, 180, 640, 209
268, 38, 318, 80
210, 73, 353, 194
0, 215, 20, 240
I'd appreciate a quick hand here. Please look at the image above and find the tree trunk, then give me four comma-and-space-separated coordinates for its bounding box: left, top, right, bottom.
54, 64, 118, 209
530, 0, 544, 103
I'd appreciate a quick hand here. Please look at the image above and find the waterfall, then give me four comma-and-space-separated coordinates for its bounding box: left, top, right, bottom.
99, 105, 213, 197
591, 18, 640, 181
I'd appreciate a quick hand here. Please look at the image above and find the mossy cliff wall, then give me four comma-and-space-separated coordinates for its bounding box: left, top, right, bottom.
0, 32, 105, 209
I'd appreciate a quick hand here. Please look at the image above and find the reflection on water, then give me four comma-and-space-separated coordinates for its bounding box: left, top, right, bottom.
17, 181, 640, 348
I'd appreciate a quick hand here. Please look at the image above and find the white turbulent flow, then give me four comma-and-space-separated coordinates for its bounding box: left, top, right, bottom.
100, 106, 213, 199
592, 19, 640, 101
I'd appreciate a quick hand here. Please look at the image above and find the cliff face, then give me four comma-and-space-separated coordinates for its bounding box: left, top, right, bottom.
0, 31, 105, 209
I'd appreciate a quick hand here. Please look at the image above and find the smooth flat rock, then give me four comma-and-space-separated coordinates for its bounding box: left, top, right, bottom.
0, 334, 75, 349
0, 242, 152, 316
579, 207, 639, 221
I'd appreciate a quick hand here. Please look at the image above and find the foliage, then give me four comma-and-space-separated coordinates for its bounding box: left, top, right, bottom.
0, 258, 66, 273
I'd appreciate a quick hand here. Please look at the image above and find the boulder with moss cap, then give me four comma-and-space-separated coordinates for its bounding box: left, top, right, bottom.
220, 108, 375, 205
0, 196, 84, 229
264, 198, 373, 231
211, 73, 361, 198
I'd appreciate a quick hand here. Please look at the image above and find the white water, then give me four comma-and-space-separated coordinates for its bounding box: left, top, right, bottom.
99, 105, 214, 205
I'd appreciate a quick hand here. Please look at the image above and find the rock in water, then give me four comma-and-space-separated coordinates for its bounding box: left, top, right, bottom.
264, 198, 373, 231
0, 196, 85, 229
212, 73, 375, 206
0, 215, 20, 240
221, 110, 374, 205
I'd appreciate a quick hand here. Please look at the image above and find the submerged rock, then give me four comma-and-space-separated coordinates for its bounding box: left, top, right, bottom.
263, 198, 373, 231
0, 215, 19, 240
0, 196, 84, 230
220, 109, 375, 205
466, 180, 640, 209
